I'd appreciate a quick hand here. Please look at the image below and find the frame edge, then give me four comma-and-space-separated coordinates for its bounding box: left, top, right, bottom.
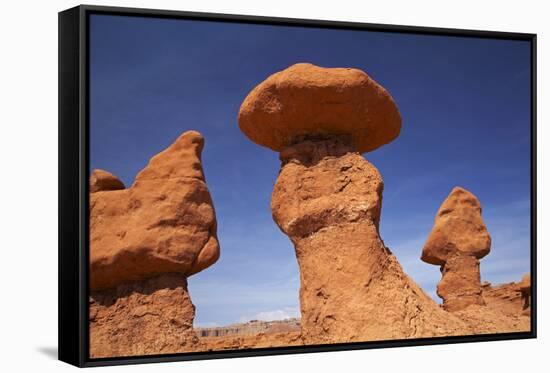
58, 5, 86, 368
58, 4, 538, 367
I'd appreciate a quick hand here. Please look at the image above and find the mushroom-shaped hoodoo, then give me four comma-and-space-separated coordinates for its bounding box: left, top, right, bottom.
238, 63, 472, 343
422, 187, 491, 311
238, 63, 401, 153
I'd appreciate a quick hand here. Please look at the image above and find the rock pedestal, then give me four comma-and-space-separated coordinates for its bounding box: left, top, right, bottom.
270, 136, 467, 343
437, 254, 484, 311
90, 169, 126, 193
239, 64, 470, 343
238, 63, 401, 153
90, 274, 197, 358
89, 131, 220, 291
421, 187, 491, 312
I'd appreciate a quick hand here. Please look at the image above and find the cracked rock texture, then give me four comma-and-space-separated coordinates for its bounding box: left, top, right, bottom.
90, 274, 197, 358
422, 187, 491, 311
451, 277, 531, 334
270, 136, 470, 343
89, 62, 531, 357
482, 278, 531, 318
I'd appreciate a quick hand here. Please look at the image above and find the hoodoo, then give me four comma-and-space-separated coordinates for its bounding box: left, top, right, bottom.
238, 63, 469, 343
89, 131, 220, 357
90, 169, 126, 193
421, 187, 491, 312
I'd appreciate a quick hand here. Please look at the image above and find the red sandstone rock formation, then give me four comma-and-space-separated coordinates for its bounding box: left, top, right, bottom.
89, 63, 531, 357
90, 274, 198, 358
197, 275, 532, 352
421, 187, 491, 311
518, 274, 531, 314
90, 169, 125, 193
204, 64, 529, 348
89, 130, 219, 291
238, 63, 473, 344
196, 318, 300, 338
450, 275, 531, 334
238, 63, 401, 153
481, 278, 529, 317
89, 130, 220, 358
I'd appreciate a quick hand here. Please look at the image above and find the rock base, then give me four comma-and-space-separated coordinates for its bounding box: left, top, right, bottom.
438, 253, 485, 312
89, 274, 198, 358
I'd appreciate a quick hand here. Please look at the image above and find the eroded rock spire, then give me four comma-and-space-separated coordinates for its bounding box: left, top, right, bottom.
89, 130, 220, 357
421, 187, 491, 312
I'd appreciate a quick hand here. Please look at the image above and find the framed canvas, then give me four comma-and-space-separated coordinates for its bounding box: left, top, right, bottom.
58, 4, 537, 367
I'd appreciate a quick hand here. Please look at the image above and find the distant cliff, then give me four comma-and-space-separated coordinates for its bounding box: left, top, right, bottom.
195, 318, 301, 337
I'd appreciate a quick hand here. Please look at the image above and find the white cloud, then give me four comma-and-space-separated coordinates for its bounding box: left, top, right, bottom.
194, 321, 220, 328
239, 307, 300, 323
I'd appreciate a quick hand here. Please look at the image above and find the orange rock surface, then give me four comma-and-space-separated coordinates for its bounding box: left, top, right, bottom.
196, 318, 300, 337
89, 130, 219, 357
422, 187, 491, 311
238, 63, 402, 153
237, 64, 530, 346
270, 136, 471, 343
90, 169, 125, 193
89, 131, 220, 291
89, 63, 531, 358
90, 274, 198, 358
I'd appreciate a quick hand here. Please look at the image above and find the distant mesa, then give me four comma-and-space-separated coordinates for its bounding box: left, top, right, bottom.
90, 273, 198, 358
196, 318, 301, 338
481, 275, 532, 317
519, 273, 531, 293
422, 187, 491, 312
238, 63, 402, 153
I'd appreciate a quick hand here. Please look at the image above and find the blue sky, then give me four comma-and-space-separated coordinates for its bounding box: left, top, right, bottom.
89, 15, 532, 327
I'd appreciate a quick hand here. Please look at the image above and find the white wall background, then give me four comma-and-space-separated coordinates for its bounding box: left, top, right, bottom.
0, 0, 547, 371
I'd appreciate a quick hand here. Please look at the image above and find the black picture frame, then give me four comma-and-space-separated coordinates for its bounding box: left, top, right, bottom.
58, 4, 537, 367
